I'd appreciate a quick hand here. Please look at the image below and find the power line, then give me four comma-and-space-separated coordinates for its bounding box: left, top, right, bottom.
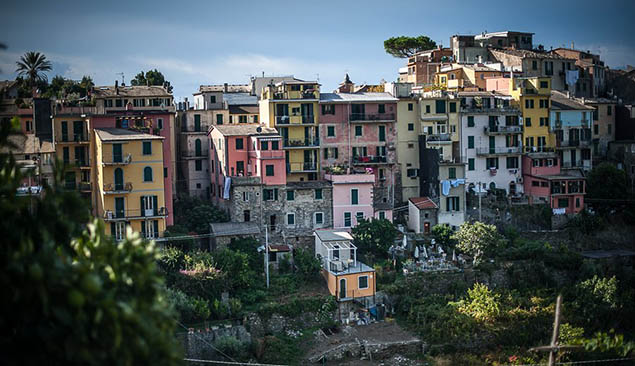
184, 358, 288, 366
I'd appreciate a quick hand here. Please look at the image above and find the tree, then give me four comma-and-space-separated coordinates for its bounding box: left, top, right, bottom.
15, 51, 52, 87
79, 75, 94, 93
452, 221, 505, 265
173, 195, 228, 234
0, 121, 182, 365
384, 36, 437, 58
587, 163, 628, 200
131, 69, 172, 92
352, 218, 399, 262
455, 283, 501, 322
431, 224, 456, 248
293, 247, 322, 280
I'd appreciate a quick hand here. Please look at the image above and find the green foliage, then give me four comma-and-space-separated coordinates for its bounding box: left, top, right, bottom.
0, 125, 183, 365
278, 254, 292, 273
455, 283, 501, 322
293, 247, 322, 280
214, 248, 252, 290
43, 75, 93, 100
567, 210, 606, 235
587, 163, 628, 201
257, 295, 335, 320
214, 336, 248, 360
165, 287, 210, 324
431, 224, 456, 248
384, 35, 437, 58
174, 195, 228, 234
580, 330, 635, 357
131, 69, 173, 92
228, 237, 262, 269
352, 218, 399, 262
163, 224, 197, 251
258, 335, 303, 364
453, 221, 505, 265
15, 51, 51, 86
573, 275, 620, 328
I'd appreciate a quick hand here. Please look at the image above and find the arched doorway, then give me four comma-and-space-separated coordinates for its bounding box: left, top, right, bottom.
339, 278, 347, 299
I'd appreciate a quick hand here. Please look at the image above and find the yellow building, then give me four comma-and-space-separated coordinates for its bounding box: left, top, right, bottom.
395, 98, 420, 203
53, 113, 93, 202
419, 91, 461, 161
259, 79, 320, 182
508, 77, 555, 152
94, 128, 167, 240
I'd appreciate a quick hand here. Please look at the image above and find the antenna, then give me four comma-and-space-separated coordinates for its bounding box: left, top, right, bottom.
116, 72, 125, 85
316, 73, 320, 83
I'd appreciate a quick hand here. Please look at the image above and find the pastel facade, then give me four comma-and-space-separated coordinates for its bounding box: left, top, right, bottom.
95, 128, 167, 240
459, 92, 523, 194
314, 230, 375, 302
395, 97, 420, 203
325, 173, 376, 230
403, 47, 453, 86
408, 197, 438, 234
584, 99, 616, 159
550, 91, 594, 171
438, 162, 466, 228
260, 79, 320, 182
53, 111, 92, 201
419, 91, 461, 162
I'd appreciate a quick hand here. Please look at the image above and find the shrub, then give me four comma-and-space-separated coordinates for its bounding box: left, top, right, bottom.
165, 287, 210, 324
455, 283, 501, 322
214, 336, 247, 360
278, 254, 292, 273
293, 248, 321, 280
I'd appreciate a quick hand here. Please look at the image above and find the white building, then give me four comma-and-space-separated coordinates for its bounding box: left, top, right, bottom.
459, 92, 524, 195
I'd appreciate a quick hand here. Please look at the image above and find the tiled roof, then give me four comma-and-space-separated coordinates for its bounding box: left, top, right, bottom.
550, 91, 595, 111
223, 93, 258, 106
2, 134, 55, 155
229, 105, 259, 115
410, 197, 438, 210
320, 92, 398, 103
490, 48, 573, 60
212, 124, 278, 137
210, 222, 260, 236
268, 244, 291, 252
92, 85, 172, 98
198, 84, 251, 93
94, 128, 164, 141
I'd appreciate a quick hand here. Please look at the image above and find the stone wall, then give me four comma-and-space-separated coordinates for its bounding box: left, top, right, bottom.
177, 324, 252, 360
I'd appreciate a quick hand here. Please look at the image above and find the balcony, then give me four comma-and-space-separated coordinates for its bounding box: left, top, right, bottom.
581, 119, 590, 128
79, 182, 92, 192
426, 133, 452, 144
182, 124, 210, 134
74, 158, 91, 169
182, 151, 209, 159
57, 132, 89, 144
103, 182, 133, 194
349, 113, 396, 123
103, 207, 168, 221
484, 125, 523, 134
556, 139, 591, 148
352, 155, 391, 165
283, 138, 320, 149
476, 147, 522, 156
275, 114, 315, 125
461, 106, 520, 114
272, 90, 318, 100
286, 162, 317, 173
102, 153, 132, 166
524, 146, 556, 154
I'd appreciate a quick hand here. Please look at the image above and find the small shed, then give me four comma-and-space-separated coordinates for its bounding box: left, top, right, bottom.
209, 221, 260, 250
408, 197, 438, 234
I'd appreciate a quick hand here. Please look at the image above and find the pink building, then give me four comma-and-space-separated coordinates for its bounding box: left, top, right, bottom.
522, 155, 585, 214
319, 76, 398, 218
91, 84, 176, 226
325, 173, 386, 229
209, 124, 284, 206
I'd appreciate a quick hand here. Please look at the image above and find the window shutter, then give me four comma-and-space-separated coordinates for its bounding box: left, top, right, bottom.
153, 220, 159, 236
141, 221, 146, 238
140, 196, 145, 217
110, 223, 116, 238
153, 196, 158, 215
334, 148, 339, 159
274, 189, 278, 201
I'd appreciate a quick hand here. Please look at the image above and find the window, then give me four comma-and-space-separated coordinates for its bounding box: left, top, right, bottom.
525, 117, 532, 127
263, 188, 278, 201
378, 211, 386, 220
608, 124, 612, 134
468, 158, 475, 171
143, 167, 153, 182
143, 141, 152, 155
315, 188, 323, 199
63, 147, 70, 164
435, 100, 446, 113
236, 138, 244, 150
449, 102, 457, 113
506, 157, 519, 169
271, 140, 279, 150
468, 136, 474, 149
344, 212, 352, 227
448, 167, 456, 179
115, 99, 123, 107
408, 103, 413, 111
532, 60, 537, 70
525, 99, 534, 109
358, 276, 369, 289
157, 118, 163, 129
558, 198, 569, 208
407, 168, 418, 177
467, 116, 474, 127
607, 105, 612, 116
195, 159, 202, 171
243, 191, 250, 201
164, 167, 168, 178
582, 149, 591, 160
327, 126, 335, 137
286, 190, 295, 201
408, 143, 414, 149
105, 99, 113, 108
378, 125, 386, 141
446, 196, 460, 211
408, 123, 414, 131
265, 165, 274, 176
261, 141, 269, 150
210, 95, 216, 104
287, 213, 295, 226
378, 104, 385, 113
355, 125, 363, 137
243, 210, 250, 222
425, 105, 430, 113
239, 115, 247, 123
236, 161, 244, 175
321, 104, 335, 115
540, 117, 548, 126
351, 189, 359, 205
486, 157, 499, 169
315, 212, 324, 225
545, 61, 553, 76
216, 114, 223, 124
355, 211, 364, 223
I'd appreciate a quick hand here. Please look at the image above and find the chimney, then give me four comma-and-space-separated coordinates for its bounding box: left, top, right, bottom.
115, 80, 119, 95
224, 83, 228, 93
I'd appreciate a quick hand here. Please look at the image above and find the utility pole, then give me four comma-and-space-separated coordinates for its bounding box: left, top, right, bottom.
478, 181, 482, 222
264, 225, 270, 288
530, 295, 580, 365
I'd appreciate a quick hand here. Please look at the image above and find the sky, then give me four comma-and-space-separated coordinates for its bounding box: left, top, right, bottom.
1, 0, 634, 100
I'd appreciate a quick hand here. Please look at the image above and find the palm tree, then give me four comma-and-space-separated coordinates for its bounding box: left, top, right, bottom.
16, 51, 52, 87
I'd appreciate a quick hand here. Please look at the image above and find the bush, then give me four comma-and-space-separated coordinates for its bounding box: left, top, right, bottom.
214, 336, 247, 360
165, 287, 210, 324
278, 254, 292, 273
293, 248, 321, 280
455, 283, 501, 322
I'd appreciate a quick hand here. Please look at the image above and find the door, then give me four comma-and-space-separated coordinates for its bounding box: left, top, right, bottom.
75, 146, 85, 166
141, 196, 155, 217
424, 222, 431, 234
114, 168, 124, 190
115, 197, 125, 218
489, 136, 496, 154
113, 144, 122, 163
339, 278, 347, 299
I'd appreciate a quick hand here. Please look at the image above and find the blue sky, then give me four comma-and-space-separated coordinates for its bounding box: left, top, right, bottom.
1, 0, 634, 100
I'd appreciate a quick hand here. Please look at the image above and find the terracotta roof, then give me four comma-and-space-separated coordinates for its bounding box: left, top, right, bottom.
320, 92, 398, 103
268, 244, 291, 252
198, 84, 251, 93
92, 85, 172, 98
409, 197, 438, 210
94, 128, 164, 141
229, 105, 259, 115
490, 48, 573, 60
2, 134, 55, 155
550, 91, 595, 111
211, 124, 279, 137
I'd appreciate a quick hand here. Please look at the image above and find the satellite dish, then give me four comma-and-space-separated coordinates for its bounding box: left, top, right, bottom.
256, 127, 262, 133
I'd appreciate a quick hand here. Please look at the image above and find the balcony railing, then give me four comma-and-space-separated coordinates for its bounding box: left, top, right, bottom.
349, 113, 396, 122
103, 182, 133, 193
352, 155, 391, 165
461, 106, 520, 114
484, 125, 523, 134
283, 138, 320, 148
275, 115, 315, 125
103, 207, 168, 221
182, 124, 210, 133
79, 182, 92, 191
524, 146, 556, 153
182, 151, 209, 158
286, 162, 317, 173
102, 153, 132, 165
476, 147, 522, 156
58, 132, 89, 143
426, 133, 452, 143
